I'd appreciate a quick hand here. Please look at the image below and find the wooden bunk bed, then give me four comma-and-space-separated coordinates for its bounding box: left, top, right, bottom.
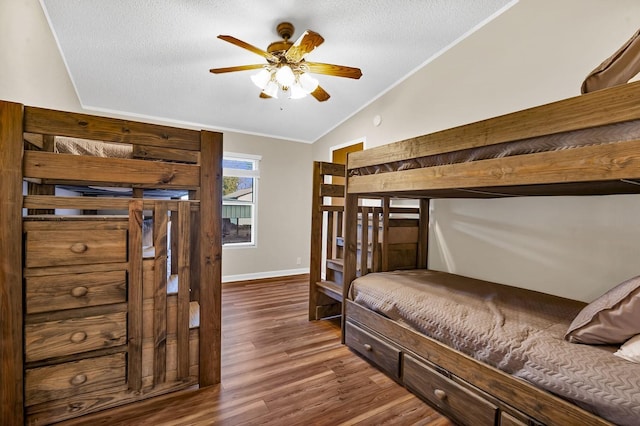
308, 161, 425, 321
341, 81, 640, 426
0, 100, 222, 425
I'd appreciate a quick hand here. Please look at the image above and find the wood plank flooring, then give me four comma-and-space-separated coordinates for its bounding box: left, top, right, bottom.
59, 275, 453, 425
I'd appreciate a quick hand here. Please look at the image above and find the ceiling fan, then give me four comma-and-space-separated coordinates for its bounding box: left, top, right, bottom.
209, 22, 362, 102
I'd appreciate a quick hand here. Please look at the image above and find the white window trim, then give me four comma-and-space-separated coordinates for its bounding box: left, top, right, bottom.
222, 152, 260, 248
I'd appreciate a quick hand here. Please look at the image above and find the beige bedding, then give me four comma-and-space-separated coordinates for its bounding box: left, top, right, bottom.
349, 270, 640, 425
54, 136, 133, 158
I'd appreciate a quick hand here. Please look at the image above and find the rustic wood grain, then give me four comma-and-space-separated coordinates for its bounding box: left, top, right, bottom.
176, 201, 191, 379
25, 270, 127, 314
309, 161, 323, 319
24, 151, 200, 189
55, 275, 451, 426
0, 100, 24, 425
24, 311, 127, 362
25, 229, 127, 268
348, 80, 640, 169
417, 199, 430, 269
25, 353, 126, 406
349, 138, 640, 195
153, 202, 169, 385
198, 130, 223, 386
128, 200, 144, 391
23, 195, 200, 212
23, 105, 201, 150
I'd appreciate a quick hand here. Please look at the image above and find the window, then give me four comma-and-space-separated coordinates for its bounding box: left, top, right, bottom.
222, 152, 260, 246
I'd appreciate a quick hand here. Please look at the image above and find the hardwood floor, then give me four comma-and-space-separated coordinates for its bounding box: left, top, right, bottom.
59, 275, 453, 425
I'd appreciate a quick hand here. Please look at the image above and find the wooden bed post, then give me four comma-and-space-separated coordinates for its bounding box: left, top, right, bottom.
0, 100, 24, 425
309, 161, 323, 320
199, 130, 223, 386
417, 198, 430, 269
341, 192, 359, 342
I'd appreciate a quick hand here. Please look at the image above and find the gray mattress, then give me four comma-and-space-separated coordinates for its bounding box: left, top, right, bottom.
349, 269, 640, 425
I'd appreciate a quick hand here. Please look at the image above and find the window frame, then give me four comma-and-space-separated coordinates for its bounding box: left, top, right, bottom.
222, 152, 261, 248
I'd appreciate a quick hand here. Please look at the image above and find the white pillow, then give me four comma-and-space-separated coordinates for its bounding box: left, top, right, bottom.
614, 334, 640, 363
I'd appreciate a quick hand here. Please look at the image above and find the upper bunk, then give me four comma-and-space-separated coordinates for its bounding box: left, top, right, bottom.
346, 80, 640, 199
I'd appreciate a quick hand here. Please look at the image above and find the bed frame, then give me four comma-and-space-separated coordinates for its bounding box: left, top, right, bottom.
308, 161, 425, 321
342, 81, 640, 426
0, 100, 223, 425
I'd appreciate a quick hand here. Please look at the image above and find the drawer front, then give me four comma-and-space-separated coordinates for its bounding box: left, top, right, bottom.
26, 270, 127, 314
500, 412, 528, 426
25, 311, 127, 362
25, 353, 126, 406
25, 229, 127, 268
403, 354, 498, 426
345, 321, 401, 379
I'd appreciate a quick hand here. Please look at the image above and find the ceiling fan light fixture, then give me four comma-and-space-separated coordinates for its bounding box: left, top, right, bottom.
289, 83, 307, 99
299, 72, 319, 93
275, 65, 295, 87
250, 68, 272, 90
262, 80, 279, 98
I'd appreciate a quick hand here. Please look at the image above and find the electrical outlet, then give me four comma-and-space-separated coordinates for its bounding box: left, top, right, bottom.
296, 257, 301, 265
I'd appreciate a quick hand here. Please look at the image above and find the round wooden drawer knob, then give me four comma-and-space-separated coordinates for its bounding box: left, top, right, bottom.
70, 374, 87, 386
434, 389, 447, 401
363, 343, 373, 351
70, 286, 88, 297
70, 243, 88, 253
70, 331, 88, 344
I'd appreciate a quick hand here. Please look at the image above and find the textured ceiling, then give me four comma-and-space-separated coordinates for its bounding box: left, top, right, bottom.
41, 0, 516, 143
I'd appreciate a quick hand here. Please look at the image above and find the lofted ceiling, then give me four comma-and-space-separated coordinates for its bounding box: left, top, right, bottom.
41, 0, 516, 143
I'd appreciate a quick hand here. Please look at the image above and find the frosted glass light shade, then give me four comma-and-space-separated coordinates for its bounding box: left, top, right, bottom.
299, 72, 319, 93
250, 69, 272, 90
289, 83, 307, 99
275, 65, 295, 87
262, 80, 279, 98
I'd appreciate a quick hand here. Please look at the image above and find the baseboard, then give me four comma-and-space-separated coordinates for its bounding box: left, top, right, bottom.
222, 268, 309, 283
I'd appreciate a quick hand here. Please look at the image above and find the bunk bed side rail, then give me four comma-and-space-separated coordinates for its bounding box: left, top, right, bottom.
347, 138, 640, 195
348, 80, 640, 170
23, 106, 201, 150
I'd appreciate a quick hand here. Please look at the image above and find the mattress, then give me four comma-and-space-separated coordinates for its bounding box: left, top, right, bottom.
349, 270, 640, 425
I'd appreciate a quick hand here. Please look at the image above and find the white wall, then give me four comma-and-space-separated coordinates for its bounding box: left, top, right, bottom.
313, 0, 640, 302
221, 132, 312, 281
1, 0, 312, 282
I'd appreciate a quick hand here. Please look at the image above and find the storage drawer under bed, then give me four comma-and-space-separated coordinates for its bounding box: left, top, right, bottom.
403, 353, 498, 426
345, 321, 401, 379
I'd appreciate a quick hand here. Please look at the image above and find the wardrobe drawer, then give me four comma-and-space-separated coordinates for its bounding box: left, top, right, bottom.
345, 321, 401, 379
26, 270, 127, 314
403, 354, 498, 426
25, 228, 127, 268
25, 311, 127, 362
25, 353, 126, 406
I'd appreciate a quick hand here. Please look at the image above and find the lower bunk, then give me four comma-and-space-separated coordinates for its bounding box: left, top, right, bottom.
344, 269, 640, 426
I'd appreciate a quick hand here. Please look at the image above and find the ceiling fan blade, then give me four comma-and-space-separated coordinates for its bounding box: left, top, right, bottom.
305, 62, 362, 79
209, 64, 266, 74
310, 85, 330, 102
218, 35, 278, 62
285, 30, 324, 63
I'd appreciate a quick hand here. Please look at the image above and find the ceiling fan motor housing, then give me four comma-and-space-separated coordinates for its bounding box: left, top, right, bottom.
268, 22, 295, 54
